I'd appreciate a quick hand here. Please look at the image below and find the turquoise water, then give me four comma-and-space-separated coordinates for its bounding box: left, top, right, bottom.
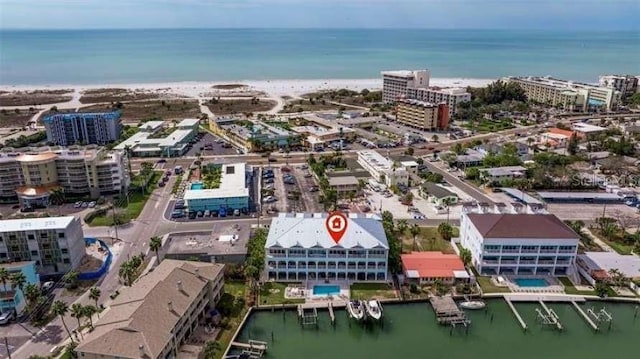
190, 183, 204, 190
1, 29, 639, 85
515, 278, 550, 287
312, 285, 340, 295
235, 301, 639, 358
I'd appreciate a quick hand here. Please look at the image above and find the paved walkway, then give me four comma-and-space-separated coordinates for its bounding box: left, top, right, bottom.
582, 227, 615, 252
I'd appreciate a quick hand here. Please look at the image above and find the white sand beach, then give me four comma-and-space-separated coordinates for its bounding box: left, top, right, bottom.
0, 77, 494, 99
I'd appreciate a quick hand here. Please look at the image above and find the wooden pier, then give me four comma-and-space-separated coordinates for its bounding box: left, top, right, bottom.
429, 296, 470, 328
571, 301, 599, 331
328, 302, 336, 325
230, 340, 268, 359
504, 297, 527, 331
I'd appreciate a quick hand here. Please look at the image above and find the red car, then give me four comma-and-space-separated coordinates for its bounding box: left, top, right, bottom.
281, 167, 291, 172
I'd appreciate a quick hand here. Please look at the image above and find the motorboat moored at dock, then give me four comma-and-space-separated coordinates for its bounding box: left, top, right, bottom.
347, 300, 365, 320
364, 300, 383, 320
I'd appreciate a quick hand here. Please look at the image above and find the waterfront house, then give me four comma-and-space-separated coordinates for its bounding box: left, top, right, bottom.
401, 252, 468, 285
265, 213, 389, 282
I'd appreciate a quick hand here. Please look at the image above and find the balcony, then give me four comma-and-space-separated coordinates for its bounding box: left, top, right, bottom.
328, 253, 346, 258
519, 260, 536, 265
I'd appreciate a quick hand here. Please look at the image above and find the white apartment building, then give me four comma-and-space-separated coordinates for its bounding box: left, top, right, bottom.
43, 111, 122, 146
0, 147, 129, 207
460, 212, 579, 276
357, 150, 408, 187
381, 70, 430, 103
599, 74, 638, 98
265, 213, 389, 282
409, 87, 471, 117
0, 216, 85, 274
504, 76, 620, 112
76, 260, 225, 359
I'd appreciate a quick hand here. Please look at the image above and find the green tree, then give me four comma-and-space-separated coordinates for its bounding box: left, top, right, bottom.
119, 261, 135, 286
459, 248, 472, 267
567, 133, 579, 155
23, 283, 42, 312
89, 287, 101, 309
82, 305, 98, 328
203, 341, 221, 359
409, 224, 421, 251
0, 268, 9, 292
594, 280, 609, 298
381, 211, 401, 274
51, 300, 74, 343
63, 270, 79, 290
431, 134, 439, 142
70, 303, 85, 338
10, 271, 27, 295
49, 187, 65, 214
149, 236, 162, 263
437, 222, 454, 241
396, 219, 408, 236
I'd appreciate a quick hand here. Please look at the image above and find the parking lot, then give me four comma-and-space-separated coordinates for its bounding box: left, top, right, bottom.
0, 201, 94, 221
292, 165, 322, 212
184, 132, 239, 157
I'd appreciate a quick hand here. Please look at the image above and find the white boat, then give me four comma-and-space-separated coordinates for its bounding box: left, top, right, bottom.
347, 300, 365, 320
459, 301, 486, 310
364, 300, 383, 320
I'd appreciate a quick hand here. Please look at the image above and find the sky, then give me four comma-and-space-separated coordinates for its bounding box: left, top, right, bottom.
0, 0, 638, 30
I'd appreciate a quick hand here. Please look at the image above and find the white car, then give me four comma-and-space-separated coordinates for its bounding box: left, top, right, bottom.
42, 281, 55, 292
88, 201, 96, 208
73, 201, 82, 208
0, 311, 14, 325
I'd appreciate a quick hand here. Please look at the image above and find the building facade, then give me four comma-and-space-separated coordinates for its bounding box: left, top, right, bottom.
401, 252, 468, 285
357, 150, 409, 187
0, 261, 40, 315
599, 74, 638, 98
381, 70, 430, 103
410, 87, 471, 117
43, 111, 122, 146
504, 76, 620, 112
396, 99, 450, 130
265, 213, 389, 282
0, 148, 129, 207
460, 212, 579, 276
183, 163, 250, 212
0, 217, 85, 274
114, 118, 199, 157
76, 260, 225, 359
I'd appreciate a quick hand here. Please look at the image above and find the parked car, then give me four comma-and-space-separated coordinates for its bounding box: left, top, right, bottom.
171, 210, 186, 218
204, 210, 211, 217
158, 181, 166, 187
0, 311, 15, 325
263, 196, 276, 203
219, 208, 227, 217
268, 157, 277, 162
304, 173, 312, 178
211, 210, 219, 217
233, 209, 240, 216
309, 186, 319, 192
88, 201, 96, 208
188, 211, 197, 219
281, 167, 291, 172
300, 164, 308, 169
264, 178, 274, 184
197, 211, 204, 217
81, 202, 89, 208
42, 281, 55, 292
74, 201, 82, 208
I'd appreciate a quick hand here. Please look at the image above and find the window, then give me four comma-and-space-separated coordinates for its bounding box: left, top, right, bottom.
0, 253, 6, 258
61, 248, 68, 254
58, 232, 65, 239
63, 258, 70, 264
28, 234, 35, 240
31, 250, 38, 256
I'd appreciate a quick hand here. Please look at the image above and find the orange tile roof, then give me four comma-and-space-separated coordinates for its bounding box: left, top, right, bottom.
15, 184, 60, 196
549, 128, 575, 138
401, 251, 465, 278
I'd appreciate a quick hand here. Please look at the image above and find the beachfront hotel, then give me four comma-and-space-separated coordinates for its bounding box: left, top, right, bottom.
409, 87, 471, 118
503, 76, 621, 112
114, 118, 199, 157
265, 213, 389, 282
183, 163, 250, 212
0, 216, 85, 274
395, 99, 450, 131
43, 111, 122, 146
76, 259, 225, 359
381, 70, 430, 103
598, 74, 639, 98
460, 212, 580, 276
0, 147, 129, 208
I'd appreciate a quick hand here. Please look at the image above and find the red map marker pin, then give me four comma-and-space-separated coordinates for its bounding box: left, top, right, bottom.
326, 212, 348, 244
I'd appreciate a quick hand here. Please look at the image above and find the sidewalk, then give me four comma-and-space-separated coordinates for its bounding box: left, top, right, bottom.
582, 228, 614, 252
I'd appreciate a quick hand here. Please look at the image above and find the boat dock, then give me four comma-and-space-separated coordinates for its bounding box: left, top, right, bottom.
230, 340, 268, 359
588, 307, 614, 330
504, 297, 527, 331
429, 296, 470, 328
328, 302, 335, 325
298, 304, 319, 328
571, 301, 599, 331
537, 300, 563, 331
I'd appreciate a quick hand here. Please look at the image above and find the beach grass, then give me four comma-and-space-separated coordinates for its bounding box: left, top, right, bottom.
81, 99, 201, 122
79, 88, 161, 103
350, 283, 398, 300
206, 99, 277, 115
280, 97, 343, 113
0, 109, 40, 127
0, 89, 72, 107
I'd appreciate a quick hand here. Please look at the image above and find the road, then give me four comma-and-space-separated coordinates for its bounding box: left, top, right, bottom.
422, 160, 495, 204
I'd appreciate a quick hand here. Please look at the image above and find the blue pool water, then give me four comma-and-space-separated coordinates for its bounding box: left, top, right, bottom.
190, 183, 204, 190
514, 278, 549, 287
312, 285, 340, 296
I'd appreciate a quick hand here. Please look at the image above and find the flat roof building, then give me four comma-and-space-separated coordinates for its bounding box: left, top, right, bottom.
577, 252, 640, 283
0, 216, 85, 274
328, 176, 360, 196
114, 118, 199, 157
460, 212, 579, 276
537, 191, 624, 203
265, 213, 389, 282
410, 87, 471, 117
396, 99, 450, 131
357, 150, 408, 187
381, 70, 430, 103
599, 74, 638, 98
43, 111, 122, 146
183, 163, 250, 212
76, 259, 225, 359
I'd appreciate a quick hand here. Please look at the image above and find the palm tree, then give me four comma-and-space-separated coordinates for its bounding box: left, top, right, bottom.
459, 248, 472, 267
89, 287, 101, 309
24, 283, 42, 314
119, 262, 135, 286
63, 270, 79, 290
49, 187, 65, 214
82, 305, 98, 328
149, 236, 162, 263
70, 303, 85, 338
442, 197, 454, 224
0, 268, 9, 292
438, 222, 454, 241
431, 134, 439, 143
10, 272, 27, 295
203, 341, 221, 359
409, 224, 421, 251
396, 219, 408, 236
51, 300, 74, 343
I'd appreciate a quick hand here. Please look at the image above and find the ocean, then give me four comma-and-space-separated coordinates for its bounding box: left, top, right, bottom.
0, 28, 638, 85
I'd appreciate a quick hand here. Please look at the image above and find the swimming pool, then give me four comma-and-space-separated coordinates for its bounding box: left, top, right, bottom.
514, 278, 549, 287
312, 285, 340, 296
190, 182, 204, 190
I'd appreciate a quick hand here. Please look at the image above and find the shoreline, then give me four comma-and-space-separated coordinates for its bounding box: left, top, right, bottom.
0, 77, 495, 97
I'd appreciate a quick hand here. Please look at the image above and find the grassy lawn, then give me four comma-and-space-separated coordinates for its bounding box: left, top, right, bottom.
350, 283, 398, 300
86, 172, 160, 227
258, 282, 304, 306
225, 281, 247, 298
400, 226, 458, 253
214, 281, 249, 359
600, 237, 633, 255
476, 276, 511, 293
558, 277, 596, 295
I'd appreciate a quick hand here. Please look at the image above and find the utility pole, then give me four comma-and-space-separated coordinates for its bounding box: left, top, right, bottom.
4, 337, 11, 359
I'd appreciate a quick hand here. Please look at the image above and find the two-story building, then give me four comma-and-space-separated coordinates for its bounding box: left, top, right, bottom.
460, 212, 579, 276
76, 259, 225, 359
265, 213, 389, 282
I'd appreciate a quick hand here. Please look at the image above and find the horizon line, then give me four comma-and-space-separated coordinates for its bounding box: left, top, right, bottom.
1, 27, 636, 32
